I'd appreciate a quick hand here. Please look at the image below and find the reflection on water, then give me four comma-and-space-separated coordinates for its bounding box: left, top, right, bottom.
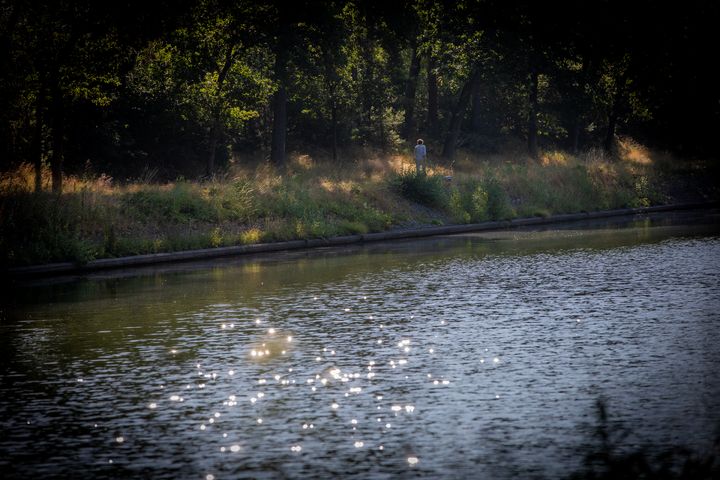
1, 210, 719, 479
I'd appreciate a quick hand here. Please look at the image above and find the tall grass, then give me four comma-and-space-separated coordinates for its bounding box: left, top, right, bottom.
1, 139, 715, 267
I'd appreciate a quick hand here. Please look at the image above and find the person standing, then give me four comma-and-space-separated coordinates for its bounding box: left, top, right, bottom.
414, 139, 427, 173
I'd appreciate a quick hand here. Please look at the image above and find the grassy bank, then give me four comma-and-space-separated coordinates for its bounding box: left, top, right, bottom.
1, 138, 717, 267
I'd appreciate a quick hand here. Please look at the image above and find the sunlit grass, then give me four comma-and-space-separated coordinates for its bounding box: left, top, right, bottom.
618, 137, 653, 165
1, 139, 715, 267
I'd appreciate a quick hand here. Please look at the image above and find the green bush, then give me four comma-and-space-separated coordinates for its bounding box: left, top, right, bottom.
0, 193, 99, 265
448, 181, 490, 223
121, 183, 215, 223
208, 180, 257, 221
484, 177, 514, 220
389, 171, 447, 208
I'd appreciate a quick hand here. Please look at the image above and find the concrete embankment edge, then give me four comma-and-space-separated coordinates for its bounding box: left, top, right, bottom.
7, 201, 718, 279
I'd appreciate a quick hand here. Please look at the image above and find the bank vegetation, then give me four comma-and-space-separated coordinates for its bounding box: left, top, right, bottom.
1, 138, 716, 267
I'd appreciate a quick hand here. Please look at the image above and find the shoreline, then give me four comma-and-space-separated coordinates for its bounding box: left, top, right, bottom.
6, 201, 718, 279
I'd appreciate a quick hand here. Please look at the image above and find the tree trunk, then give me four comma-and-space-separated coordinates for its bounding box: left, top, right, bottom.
527, 66, 539, 159
604, 79, 624, 154
330, 98, 338, 162
401, 43, 421, 139
442, 68, 481, 161
34, 76, 46, 192
471, 73, 483, 132
571, 121, 581, 154
323, 51, 339, 163
270, 81, 287, 168
571, 54, 591, 154
270, 13, 290, 170
604, 109, 618, 153
358, 31, 374, 142
207, 119, 219, 177
427, 54, 439, 136
207, 44, 235, 177
49, 71, 63, 194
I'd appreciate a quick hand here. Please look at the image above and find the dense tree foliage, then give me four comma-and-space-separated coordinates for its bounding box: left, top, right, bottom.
1, 0, 717, 190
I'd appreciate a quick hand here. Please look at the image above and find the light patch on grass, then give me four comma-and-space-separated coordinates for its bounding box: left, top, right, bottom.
290, 153, 315, 170
319, 178, 357, 193
210, 227, 223, 247
240, 228, 262, 244
540, 150, 571, 166
0, 163, 115, 194
619, 137, 653, 165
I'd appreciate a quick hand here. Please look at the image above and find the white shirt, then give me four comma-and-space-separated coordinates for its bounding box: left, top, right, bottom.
414, 144, 426, 160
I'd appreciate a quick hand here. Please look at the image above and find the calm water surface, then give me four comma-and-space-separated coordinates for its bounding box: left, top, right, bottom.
1, 211, 719, 479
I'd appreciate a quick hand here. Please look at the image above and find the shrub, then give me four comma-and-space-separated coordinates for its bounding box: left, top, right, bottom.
389, 170, 447, 208
484, 177, 514, 220
448, 182, 490, 223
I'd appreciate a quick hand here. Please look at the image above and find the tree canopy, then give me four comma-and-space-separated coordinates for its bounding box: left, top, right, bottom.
1, 0, 717, 189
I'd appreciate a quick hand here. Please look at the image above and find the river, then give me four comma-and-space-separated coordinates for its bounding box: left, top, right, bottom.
1, 209, 719, 479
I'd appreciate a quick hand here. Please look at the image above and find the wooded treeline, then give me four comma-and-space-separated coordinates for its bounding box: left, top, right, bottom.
1, 0, 717, 191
